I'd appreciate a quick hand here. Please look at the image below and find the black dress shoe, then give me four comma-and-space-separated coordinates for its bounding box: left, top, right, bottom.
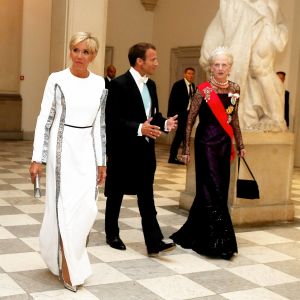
148, 241, 176, 257
106, 236, 126, 250
220, 252, 234, 260
168, 157, 184, 165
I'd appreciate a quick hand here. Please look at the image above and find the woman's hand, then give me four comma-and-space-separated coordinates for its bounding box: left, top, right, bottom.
179, 154, 190, 164
97, 166, 107, 185
239, 148, 246, 158
29, 162, 43, 184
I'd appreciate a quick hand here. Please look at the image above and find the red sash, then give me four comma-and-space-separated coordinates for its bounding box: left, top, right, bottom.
198, 81, 235, 161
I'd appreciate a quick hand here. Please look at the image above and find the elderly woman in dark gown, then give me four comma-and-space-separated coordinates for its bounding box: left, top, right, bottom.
170, 47, 246, 260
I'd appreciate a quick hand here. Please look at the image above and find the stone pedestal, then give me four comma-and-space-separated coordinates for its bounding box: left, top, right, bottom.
180, 132, 295, 225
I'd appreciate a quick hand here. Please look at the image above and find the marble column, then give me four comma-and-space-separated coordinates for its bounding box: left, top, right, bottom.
50, 0, 108, 75
20, 0, 108, 139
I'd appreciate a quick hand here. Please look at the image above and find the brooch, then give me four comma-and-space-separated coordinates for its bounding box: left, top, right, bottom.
228, 92, 240, 105
202, 87, 214, 102
226, 92, 239, 123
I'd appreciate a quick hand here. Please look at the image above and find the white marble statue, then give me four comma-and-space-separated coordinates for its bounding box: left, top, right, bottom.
200, 0, 288, 131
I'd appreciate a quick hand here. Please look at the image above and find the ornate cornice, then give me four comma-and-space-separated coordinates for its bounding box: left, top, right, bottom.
140, 0, 158, 11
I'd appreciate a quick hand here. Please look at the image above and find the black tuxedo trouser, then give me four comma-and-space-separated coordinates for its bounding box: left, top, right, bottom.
105, 180, 163, 250
169, 112, 188, 159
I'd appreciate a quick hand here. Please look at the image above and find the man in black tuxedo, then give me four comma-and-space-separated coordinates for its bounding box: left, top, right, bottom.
167, 67, 196, 164
105, 43, 178, 256
104, 64, 116, 89
276, 71, 289, 128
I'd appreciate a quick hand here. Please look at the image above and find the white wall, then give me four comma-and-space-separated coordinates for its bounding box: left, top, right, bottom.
106, 0, 296, 116
21, 0, 108, 138
275, 0, 294, 73
0, 0, 23, 93
152, 0, 219, 115
275, 0, 297, 130
20, 0, 52, 138
19, 0, 300, 165
106, 0, 219, 115
284, 0, 300, 131
66, 0, 108, 75
106, 0, 154, 75
289, 0, 300, 166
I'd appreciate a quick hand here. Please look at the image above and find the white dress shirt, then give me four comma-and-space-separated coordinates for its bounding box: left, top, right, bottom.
129, 67, 168, 136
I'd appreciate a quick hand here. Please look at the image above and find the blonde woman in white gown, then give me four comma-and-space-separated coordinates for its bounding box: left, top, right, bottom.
29, 32, 107, 292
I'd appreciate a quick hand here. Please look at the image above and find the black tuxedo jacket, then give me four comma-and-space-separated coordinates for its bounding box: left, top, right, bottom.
104, 77, 110, 89
105, 70, 166, 195
167, 79, 195, 119
284, 90, 289, 127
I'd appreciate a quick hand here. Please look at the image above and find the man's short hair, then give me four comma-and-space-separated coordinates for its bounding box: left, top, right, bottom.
184, 67, 195, 73
128, 43, 156, 67
276, 71, 286, 76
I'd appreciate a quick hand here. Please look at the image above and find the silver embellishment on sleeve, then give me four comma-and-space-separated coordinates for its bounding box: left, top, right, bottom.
92, 88, 108, 167
99, 89, 108, 165
41, 90, 57, 163
92, 88, 108, 199
55, 84, 66, 201
53, 83, 66, 277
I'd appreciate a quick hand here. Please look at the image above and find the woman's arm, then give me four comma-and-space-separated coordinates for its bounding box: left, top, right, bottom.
182, 89, 203, 157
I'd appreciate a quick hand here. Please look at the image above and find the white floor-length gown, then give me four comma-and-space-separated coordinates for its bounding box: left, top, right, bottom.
32, 68, 107, 285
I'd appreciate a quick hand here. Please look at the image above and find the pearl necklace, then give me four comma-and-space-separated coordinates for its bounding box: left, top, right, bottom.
211, 76, 228, 86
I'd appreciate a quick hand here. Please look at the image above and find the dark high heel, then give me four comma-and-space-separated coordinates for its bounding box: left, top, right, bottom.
220, 252, 234, 260
86, 233, 90, 247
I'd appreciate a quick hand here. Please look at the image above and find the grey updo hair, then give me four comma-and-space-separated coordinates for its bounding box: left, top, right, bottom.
208, 46, 233, 66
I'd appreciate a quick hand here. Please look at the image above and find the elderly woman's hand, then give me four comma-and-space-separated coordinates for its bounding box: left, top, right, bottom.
239, 149, 246, 158
179, 154, 190, 165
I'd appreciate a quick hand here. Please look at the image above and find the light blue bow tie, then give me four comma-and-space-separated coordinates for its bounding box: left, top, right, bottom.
140, 76, 148, 84
141, 83, 151, 117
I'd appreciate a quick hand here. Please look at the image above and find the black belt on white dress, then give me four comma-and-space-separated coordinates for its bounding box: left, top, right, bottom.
64, 124, 93, 129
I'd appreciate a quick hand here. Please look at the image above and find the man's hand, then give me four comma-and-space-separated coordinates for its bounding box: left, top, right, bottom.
166, 115, 178, 132
141, 117, 161, 139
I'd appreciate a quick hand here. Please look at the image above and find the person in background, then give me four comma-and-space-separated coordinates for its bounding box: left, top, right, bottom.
29, 32, 107, 292
104, 64, 116, 89
170, 46, 245, 260
276, 71, 289, 127
105, 42, 178, 257
167, 67, 196, 164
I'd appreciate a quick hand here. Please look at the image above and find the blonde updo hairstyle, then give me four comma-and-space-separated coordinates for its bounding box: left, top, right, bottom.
208, 46, 233, 67
69, 32, 99, 57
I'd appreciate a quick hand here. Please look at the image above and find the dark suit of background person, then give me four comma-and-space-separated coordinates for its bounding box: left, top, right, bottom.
276, 71, 289, 127
167, 68, 196, 164
104, 43, 177, 256
104, 64, 116, 89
